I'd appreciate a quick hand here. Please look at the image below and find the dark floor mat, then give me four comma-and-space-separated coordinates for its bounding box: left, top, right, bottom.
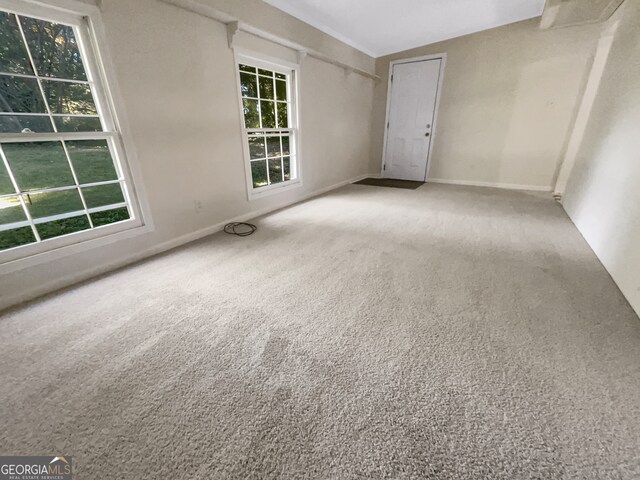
353, 177, 425, 189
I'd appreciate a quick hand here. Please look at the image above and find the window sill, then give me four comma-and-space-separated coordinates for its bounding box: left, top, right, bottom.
0, 220, 153, 275
248, 179, 302, 201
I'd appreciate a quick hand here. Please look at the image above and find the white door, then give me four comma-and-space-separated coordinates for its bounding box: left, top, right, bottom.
383, 58, 442, 181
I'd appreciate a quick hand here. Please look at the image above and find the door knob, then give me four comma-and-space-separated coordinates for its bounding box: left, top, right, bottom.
425, 132, 430, 137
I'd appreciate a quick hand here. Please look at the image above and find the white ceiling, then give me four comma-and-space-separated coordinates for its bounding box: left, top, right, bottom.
263, 0, 546, 57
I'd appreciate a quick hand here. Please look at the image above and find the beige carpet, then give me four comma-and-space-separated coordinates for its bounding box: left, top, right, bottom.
1, 184, 639, 479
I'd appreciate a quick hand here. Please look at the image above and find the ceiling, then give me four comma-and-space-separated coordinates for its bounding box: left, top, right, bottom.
263, 0, 546, 57
540, 0, 625, 29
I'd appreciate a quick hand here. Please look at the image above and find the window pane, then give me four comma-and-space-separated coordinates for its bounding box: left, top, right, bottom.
0, 226, 36, 250
0, 13, 33, 75
260, 100, 276, 128
238, 61, 294, 192
0, 161, 14, 194
0, 115, 53, 133
240, 72, 257, 98
66, 140, 117, 184
275, 79, 287, 101
259, 76, 274, 100
239, 64, 256, 74
0, 195, 35, 252
90, 206, 129, 227
20, 16, 87, 81
242, 99, 259, 129
251, 160, 268, 188
81, 183, 125, 209
283, 157, 291, 181
0, 75, 46, 113
281, 135, 290, 156
42, 80, 97, 114
24, 188, 84, 219
3, 141, 74, 191
36, 215, 90, 240
248, 134, 265, 160
268, 158, 283, 185
54, 116, 102, 132
266, 136, 281, 157
277, 102, 288, 128
0, 195, 26, 224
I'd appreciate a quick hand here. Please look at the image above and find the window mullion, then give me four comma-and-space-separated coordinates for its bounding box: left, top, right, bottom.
245, 128, 294, 133
15, 15, 58, 134
256, 72, 263, 131
256, 72, 270, 185
0, 179, 122, 199
60, 140, 94, 228
0, 71, 91, 85
273, 75, 278, 129
0, 144, 40, 242
0, 132, 117, 143
279, 135, 284, 182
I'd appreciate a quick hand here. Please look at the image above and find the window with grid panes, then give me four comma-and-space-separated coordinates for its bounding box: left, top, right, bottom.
0, 4, 138, 254
237, 59, 298, 191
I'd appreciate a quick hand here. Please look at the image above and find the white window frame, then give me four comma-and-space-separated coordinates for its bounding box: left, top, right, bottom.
0, 0, 152, 270
233, 49, 302, 201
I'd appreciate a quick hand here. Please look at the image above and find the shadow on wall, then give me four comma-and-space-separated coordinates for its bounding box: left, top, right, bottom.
554, 20, 619, 196
561, 0, 640, 315
565, 105, 640, 295
497, 52, 592, 188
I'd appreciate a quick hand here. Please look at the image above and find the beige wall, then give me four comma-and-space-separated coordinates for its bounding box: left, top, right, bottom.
562, 0, 640, 314
370, 18, 600, 189
0, 0, 375, 309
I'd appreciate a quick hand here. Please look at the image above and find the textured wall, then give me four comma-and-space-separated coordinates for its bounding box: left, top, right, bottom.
370, 18, 600, 189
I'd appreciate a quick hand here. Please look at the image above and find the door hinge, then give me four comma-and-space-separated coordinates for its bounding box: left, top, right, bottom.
383, 164, 386, 171
387, 122, 389, 129
390, 74, 393, 82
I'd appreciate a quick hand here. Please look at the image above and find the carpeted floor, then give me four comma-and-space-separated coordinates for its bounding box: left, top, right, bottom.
1, 184, 639, 479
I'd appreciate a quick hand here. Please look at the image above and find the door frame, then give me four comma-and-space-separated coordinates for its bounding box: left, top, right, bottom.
381, 53, 447, 181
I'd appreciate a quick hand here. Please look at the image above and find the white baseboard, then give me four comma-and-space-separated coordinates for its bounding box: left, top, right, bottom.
428, 178, 553, 192
2, 172, 373, 311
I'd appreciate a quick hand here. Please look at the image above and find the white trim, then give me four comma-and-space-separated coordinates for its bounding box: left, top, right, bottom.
81, 12, 152, 227
0, 132, 116, 142
0, 0, 86, 24
0, 173, 374, 310
381, 53, 447, 182
249, 178, 302, 199
234, 47, 299, 74
428, 178, 553, 192
0, 215, 147, 267
233, 48, 302, 201
0, 0, 154, 264
0, 222, 153, 276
